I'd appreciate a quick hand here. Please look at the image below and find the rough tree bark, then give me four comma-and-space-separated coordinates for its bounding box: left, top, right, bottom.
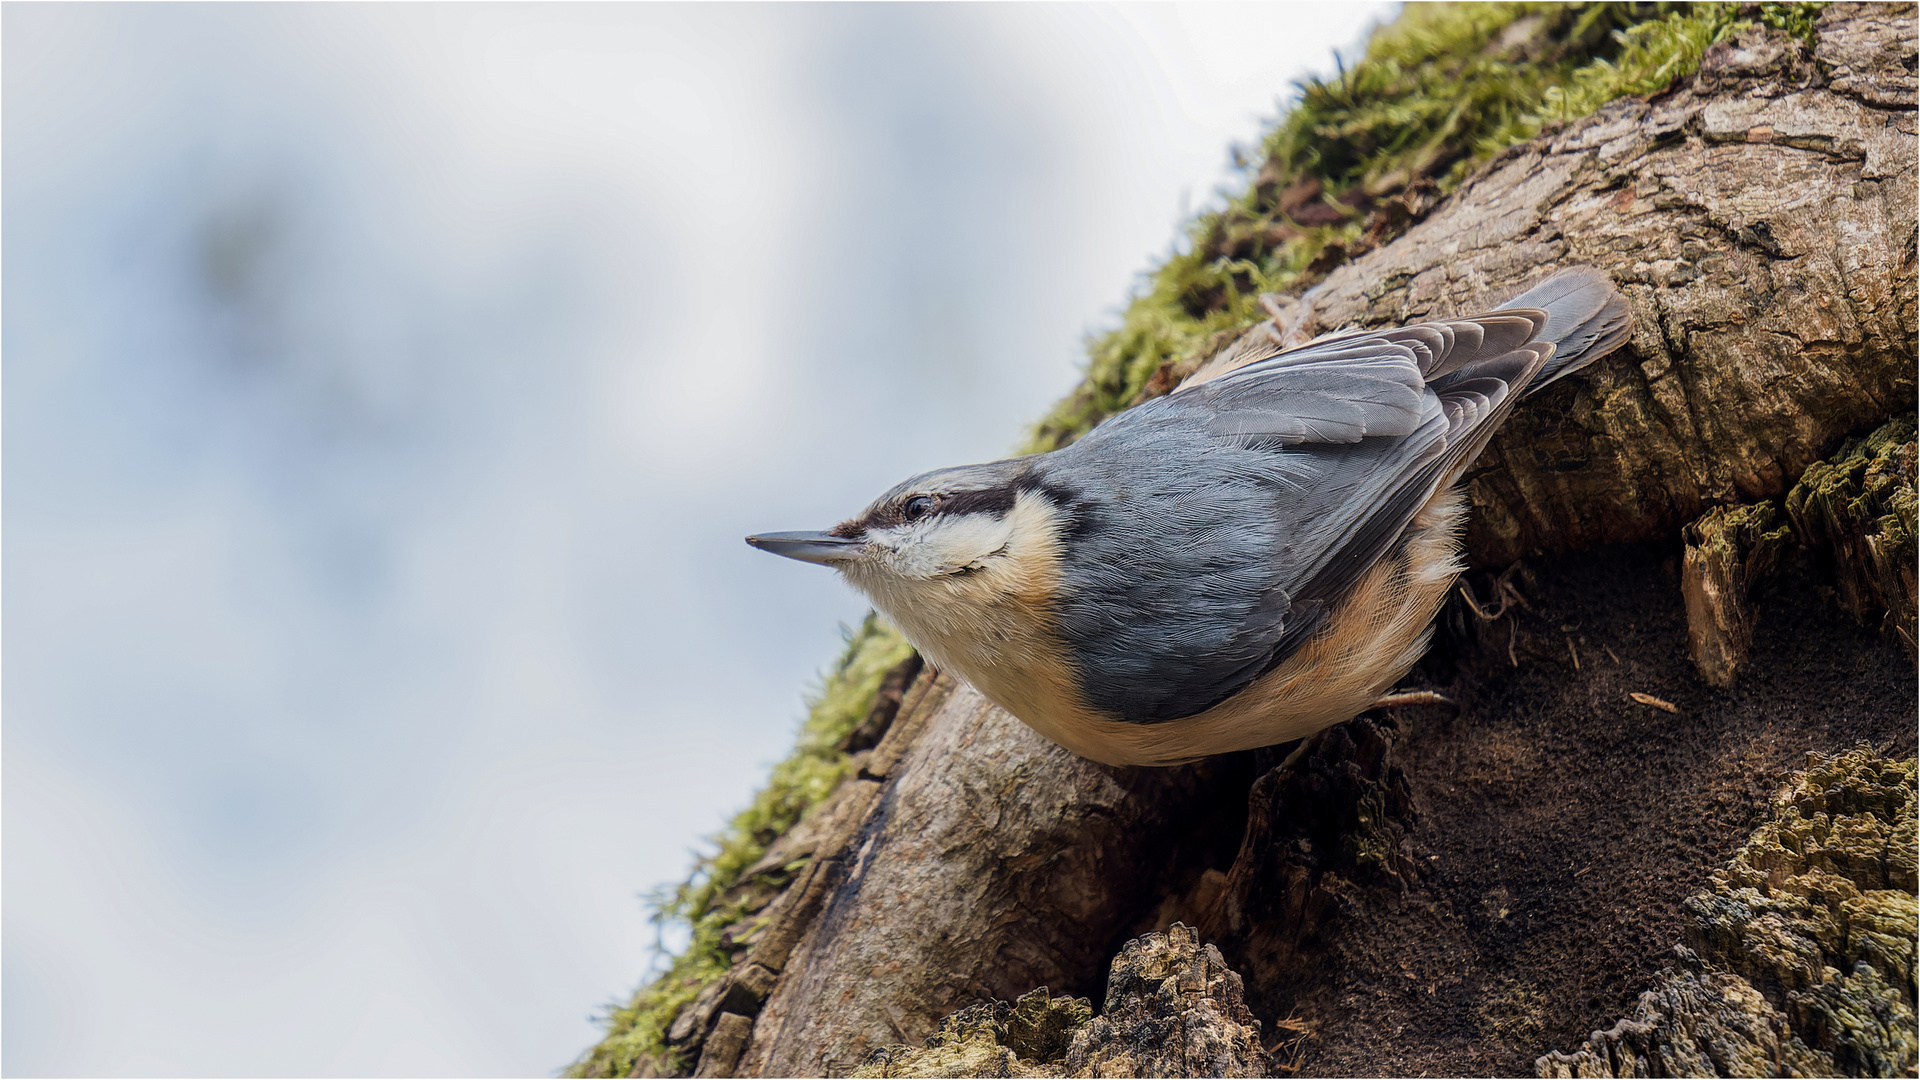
1261, 9, 1916, 568
662, 9, 1917, 1078
739, 680, 1245, 1077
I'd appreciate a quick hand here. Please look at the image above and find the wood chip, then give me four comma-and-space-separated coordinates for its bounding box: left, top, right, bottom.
1629, 692, 1679, 713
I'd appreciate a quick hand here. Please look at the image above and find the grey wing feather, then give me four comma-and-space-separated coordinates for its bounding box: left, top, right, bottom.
1493, 265, 1631, 390
1044, 267, 1628, 726
1195, 343, 1431, 446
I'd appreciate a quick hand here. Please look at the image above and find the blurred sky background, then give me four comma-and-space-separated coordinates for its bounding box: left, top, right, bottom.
4, 4, 1390, 1076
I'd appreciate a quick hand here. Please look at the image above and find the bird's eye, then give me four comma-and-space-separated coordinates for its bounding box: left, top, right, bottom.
902, 495, 936, 521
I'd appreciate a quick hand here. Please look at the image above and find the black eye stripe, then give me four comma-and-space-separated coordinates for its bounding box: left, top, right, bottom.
937, 486, 1018, 518
846, 483, 1023, 535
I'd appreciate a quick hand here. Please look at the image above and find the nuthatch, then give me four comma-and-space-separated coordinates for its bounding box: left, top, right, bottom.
749, 268, 1629, 766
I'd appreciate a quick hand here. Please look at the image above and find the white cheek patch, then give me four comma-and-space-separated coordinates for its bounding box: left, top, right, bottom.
872, 513, 1015, 579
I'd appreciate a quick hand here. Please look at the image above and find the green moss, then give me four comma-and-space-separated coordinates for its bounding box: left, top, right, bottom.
567, 616, 913, 1078
1270, 3, 1635, 196
1025, 2, 1827, 455
1543, 3, 1825, 120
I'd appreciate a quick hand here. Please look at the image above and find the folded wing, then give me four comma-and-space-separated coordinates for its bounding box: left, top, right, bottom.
1046, 267, 1626, 725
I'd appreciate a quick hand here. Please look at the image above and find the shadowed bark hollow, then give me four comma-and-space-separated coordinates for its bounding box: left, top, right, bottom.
647, 9, 1917, 1078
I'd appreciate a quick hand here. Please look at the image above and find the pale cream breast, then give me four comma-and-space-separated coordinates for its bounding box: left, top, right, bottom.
1025, 487, 1468, 766
846, 490, 1096, 743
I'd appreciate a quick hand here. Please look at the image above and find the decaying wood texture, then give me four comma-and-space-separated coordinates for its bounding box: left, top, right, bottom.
1786, 414, 1920, 658
1538, 747, 1918, 1078
654, 9, 1917, 1078
1680, 502, 1790, 687
849, 925, 1273, 1079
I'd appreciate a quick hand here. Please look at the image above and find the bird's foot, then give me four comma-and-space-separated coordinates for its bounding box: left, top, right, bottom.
1459, 561, 1533, 621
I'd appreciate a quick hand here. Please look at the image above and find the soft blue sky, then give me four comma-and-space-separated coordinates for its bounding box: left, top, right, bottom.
3, 4, 1388, 1075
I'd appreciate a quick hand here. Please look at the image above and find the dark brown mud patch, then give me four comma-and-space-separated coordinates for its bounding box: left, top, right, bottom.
1212, 541, 1913, 1078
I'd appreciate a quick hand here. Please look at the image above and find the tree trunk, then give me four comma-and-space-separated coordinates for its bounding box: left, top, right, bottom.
665, 9, 1918, 1078
738, 679, 1247, 1077
1263, 10, 1916, 568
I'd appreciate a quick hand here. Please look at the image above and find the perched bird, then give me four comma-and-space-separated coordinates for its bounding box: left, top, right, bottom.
748, 268, 1630, 766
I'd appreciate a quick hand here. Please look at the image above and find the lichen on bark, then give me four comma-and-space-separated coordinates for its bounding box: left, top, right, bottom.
850, 989, 1093, 1079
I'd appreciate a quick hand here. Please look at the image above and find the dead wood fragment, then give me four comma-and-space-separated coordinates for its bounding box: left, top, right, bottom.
1062, 925, 1270, 1079
1628, 692, 1680, 714
1680, 502, 1791, 687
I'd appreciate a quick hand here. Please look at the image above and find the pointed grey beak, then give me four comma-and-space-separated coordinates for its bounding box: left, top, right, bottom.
746, 531, 865, 566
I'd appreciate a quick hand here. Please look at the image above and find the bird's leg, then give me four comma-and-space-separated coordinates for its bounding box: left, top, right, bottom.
1459, 561, 1533, 622
1458, 578, 1506, 621
1494, 562, 1534, 613
1276, 736, 1316, 773
1278, 692, 1460, 773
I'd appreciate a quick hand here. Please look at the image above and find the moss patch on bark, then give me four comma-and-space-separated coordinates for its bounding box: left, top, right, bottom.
1021, 1, 1826, 455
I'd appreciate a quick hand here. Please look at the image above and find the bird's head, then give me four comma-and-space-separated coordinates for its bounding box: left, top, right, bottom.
746, 458, 1069, 628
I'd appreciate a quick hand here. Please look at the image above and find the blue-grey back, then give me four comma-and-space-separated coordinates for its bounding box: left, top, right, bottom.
1033, 267, 1627, 725
1035, 351, 1447, 723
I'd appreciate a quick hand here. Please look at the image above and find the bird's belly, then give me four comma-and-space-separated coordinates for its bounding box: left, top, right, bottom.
1017, 489, 1468, 767
872, 586, 1093, 750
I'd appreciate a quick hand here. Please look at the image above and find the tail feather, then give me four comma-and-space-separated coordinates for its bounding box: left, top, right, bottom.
1494, 266, 1631, 392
